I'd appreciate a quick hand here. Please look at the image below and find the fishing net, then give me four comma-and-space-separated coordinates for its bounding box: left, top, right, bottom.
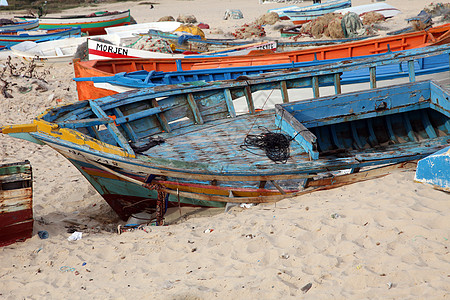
255, 12, 280, 25
158, 16, 175, 22
232, 23, 266, 39
299, 13, 343, 39
129, 36, 174, 53
362, 12, 385, 25
241, 126, 292, 164
341, 12, 364, 38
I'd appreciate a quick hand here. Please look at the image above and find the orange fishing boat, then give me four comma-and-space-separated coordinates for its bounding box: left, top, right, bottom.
74, 22, 450, 101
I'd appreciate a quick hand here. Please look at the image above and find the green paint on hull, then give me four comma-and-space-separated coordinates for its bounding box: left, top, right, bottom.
71, 160, 226, 209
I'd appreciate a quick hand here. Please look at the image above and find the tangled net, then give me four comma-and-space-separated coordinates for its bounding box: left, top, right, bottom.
241, 126, 292, 164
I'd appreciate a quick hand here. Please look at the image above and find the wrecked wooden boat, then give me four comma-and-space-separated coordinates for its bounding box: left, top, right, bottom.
3, 49, 450, 222
0, 161, 33, 247
16, 10, 131, 36
415, 146, 450, 192
73, 44, 450, 100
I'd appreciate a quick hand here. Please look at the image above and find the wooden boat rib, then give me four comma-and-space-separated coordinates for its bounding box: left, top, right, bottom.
73, 44, 450, 100
0, 161, 33, 247
0, 27, 81, 49
3, 50, 450, 221
16, 10, 131, 35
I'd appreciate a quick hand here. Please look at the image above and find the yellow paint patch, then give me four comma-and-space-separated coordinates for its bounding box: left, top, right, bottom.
35, 120, 135, 158
1, 123, 37, 134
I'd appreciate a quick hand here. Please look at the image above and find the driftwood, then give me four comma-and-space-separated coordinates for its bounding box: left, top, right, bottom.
0, 56, 49, 99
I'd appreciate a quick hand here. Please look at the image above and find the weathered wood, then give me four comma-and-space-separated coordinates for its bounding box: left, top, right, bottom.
187, 93, 204, 124
89, 100, 135, 155
334, 73, 341, 94
244, 86, 255, 114
280, 80, 289, 103
0, 161, 33, 247
223, 89, 236, 118
151, 99, 171, 132
408, 60, 416, 82
312, 76, 319, 98
369, 66, 376, 89
269, 180, 286, 195
57, 118, 113, 129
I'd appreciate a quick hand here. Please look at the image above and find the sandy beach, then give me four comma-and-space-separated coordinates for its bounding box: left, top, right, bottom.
0, 0, 449, 298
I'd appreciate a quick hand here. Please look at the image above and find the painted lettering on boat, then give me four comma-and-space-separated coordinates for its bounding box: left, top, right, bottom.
254, 42, 276, 50
68, 149, 118, 166
95, 43, 128, 56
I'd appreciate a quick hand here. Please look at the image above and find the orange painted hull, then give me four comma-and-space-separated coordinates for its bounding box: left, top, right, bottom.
74, 23, 450, 101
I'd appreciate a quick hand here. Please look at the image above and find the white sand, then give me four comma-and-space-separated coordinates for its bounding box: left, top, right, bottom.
1, 0, 449, 298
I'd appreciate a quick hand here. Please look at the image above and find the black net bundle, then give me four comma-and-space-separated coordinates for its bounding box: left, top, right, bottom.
241, 126, 292, 164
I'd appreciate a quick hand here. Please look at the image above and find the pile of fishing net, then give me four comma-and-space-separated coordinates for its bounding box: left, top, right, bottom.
407, 10, 433, 31
424, 2, 450, 17
176, 14, 197, 24
296, 12, 367, 39
361, 12, 385, 25
129, 36, 174, 53
158, 16, 175, 22
232, 23, 266, 39
424, 2, 450, 23
255, 12, 280, 25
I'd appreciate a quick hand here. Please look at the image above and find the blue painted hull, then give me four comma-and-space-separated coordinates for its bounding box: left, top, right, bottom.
269, 0, 351, 18
74, 46, 450, 92
0, 26, 81, 49
0, 19, 39, 32
415, 146, 450, 192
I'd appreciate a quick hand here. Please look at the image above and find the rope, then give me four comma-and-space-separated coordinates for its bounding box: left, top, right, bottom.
241, 126, 295, 164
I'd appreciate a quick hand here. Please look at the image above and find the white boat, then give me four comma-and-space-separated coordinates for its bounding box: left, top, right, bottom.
88, 39, 278, 60
10, 34, 123, 63
104, 21, 182, 38
336, 3, 401, 18
9, 22, 184, 63
88, 39, 185, 60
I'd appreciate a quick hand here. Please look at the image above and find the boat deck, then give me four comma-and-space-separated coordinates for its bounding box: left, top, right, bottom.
142, 113, 310, 170
139, 105, 450, 176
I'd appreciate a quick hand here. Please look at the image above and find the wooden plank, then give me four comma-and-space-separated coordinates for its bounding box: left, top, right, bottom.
280, 80, 289, 103
89, 100, 135, 155
113, 107, 139, 142
312, 76, 319, 98
408, 60, 416, 82
244, 86, 255, 114
334, 73, 341, 94
187, 93, 204, 124
57, 118, 113, 129
270, 180, 286, 195
370, 66, 377, 89
223, 89, 236, 118
151, 99, 171, 132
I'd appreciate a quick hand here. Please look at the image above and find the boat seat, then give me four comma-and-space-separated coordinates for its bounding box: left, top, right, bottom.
55, 47, 63, 56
